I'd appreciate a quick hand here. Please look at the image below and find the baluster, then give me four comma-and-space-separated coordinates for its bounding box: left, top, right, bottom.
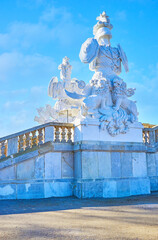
38, 128, 44, 145
61, 127, 66, 143
18, 135, 24, 152
149, 130, 155, 146
67, 127, 72, 143
54, 126, 60, 142
142, 132, 145, 143
31, 130, 37, 147
25, 132, 31, 150
0, 141, 6, 158
4, 140, 8, 157
144, 131, 148, 144
155, 130, 158, 143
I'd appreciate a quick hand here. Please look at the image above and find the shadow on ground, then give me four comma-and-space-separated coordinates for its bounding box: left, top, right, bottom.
0, 192, 158, 215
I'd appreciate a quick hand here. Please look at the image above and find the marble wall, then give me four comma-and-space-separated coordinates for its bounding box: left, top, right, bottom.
0, 141, 157, 199
146, 152, 158, 191
0, 142, 74, 199
74, 143, 151, 198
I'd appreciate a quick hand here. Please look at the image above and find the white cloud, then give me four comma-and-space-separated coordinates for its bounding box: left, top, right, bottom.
0, 6, 88, 51
0, 52, 57, 82
123, 62, 158, 124
116, 10, 127, 21
31, 86, 47, 95
0, 84, 50, 137
40, 6, 72, 23
0, 22, 50, 50
10, 110, 28, 126
0, 89, 28, 95
3, 100, 26, 110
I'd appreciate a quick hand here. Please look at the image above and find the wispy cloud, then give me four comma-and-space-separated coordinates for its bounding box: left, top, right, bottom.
123, 62, 158, 124
0, 52, 57, 82
115, 10, 127, 21
0, 6, 88, 51
3, 100, 27, 110
31, 86, 47, 95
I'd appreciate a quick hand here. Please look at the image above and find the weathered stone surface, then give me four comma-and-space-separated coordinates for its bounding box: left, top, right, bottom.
0, 158, 13, 170
132, 152, 147, 177
61, 152, 73, 178
15, 150, 39, 164
45, 152, 61, 179
98, 152, 111, 178
17, 183, 44, 199
0, 166, 15, 180
7, 137, 18, 155
121, 153, 132, 178
146, 153, 156, 177
149, 177, 158, 192
111, 152, 121, 178
35, 155, 45, 179
117, 179, 130, 197
0, 184, 16, 199
103, 180, 117, 198
53, 143, 73, 152
82, 151, 98, 179
155, 153, 158, 176
74, 141, 146, 152
130, 178, 150, 195
81, 181, 103, 198
44, 182, 72, 198
74, 121, 143, 142
74, 182, 82, 198
17, 159, 35, 180
0, 136, 157, 200
44, 126, 54, 142
74, 152, 82, 179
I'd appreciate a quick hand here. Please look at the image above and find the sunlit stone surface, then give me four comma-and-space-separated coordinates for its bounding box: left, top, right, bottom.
0, 12, 157, 200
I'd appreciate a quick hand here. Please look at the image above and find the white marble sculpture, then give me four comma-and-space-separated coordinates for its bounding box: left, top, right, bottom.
35, 11, 138, 136
35, 56, 85, 123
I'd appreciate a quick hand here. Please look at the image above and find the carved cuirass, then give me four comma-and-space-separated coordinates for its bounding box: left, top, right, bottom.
90, 46, 121, 77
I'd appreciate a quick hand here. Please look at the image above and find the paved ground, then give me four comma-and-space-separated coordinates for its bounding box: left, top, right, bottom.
0, 193, 158, 240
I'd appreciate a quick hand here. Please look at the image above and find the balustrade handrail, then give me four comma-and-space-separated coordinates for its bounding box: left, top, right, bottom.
0, 122, 74, 142
0, 122, 74, 160
143, 125, 158, 146
143, 125, 158, 132
0, 122, 157, 160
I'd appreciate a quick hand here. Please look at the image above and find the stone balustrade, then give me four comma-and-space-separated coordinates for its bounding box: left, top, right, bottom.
0, 122, 74, 159
143, 126, 158, 147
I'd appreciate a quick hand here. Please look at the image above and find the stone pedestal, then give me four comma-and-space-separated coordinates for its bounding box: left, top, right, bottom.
74, 141, 150, 198
74, 119, 144, 143
73, 120, 150, 198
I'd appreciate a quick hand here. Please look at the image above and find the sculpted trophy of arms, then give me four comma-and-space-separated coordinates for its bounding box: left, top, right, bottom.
35, 11, 138, 136
78, 11, 138, 135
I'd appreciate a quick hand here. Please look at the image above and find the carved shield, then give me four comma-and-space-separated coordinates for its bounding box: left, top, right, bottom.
79, 38, 99, 63
48, 77, 63, 99
118, 44, 129, 72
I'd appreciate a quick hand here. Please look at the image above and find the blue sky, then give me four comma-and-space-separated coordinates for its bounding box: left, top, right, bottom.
0, 0, 158, 137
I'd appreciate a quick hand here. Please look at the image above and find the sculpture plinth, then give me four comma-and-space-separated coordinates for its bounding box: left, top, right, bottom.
74, 119, 144, 143
33, 12, 151, 199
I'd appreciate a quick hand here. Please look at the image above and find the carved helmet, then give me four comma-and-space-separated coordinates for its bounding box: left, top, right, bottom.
93, 11, 113, 41
95, 27, 112, 42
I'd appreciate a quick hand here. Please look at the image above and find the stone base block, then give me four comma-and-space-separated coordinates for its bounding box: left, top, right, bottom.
44, 181, 73, 198
0, 184, 16, 200
74, 119, 143, 143
74, 178, 150, 199
17, 183, 44, 199
0, 180, 73, 200
149, 177, 158, 192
